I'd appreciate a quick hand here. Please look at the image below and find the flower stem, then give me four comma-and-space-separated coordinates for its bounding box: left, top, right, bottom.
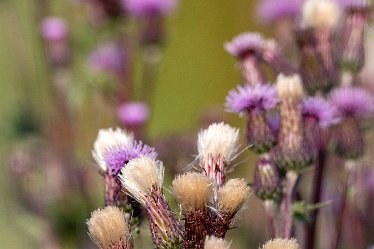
280, 171, 298, 238
305, 148, 327, 249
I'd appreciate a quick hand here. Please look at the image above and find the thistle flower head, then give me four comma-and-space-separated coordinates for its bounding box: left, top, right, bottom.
117, 102, 150, 127
204, 236, 231, 249
253, 158, 281, 201
119, 156, 164, 204
330, 87, 374, 118
302, 0, 342, 30
87, 206, 131, 249
302, 96, 340, 127
92, 128, 134, 173
198, 122, 240, 164
225, 83, 278, 114
261, 238, 300, 249
172, 172, 213, 211
257, 0, 303, 23
276, 74, 304, 99
217, 178, 250, 214
89, 43, 127, 74
123, 0, 177, 16
40, 17, 68, 41
224, 33, 264, 58
104, 141, 158, 176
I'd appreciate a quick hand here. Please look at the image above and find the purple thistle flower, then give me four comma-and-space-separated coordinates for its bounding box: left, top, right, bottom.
257, 0, 303, 23
103, 141, 157, 176
302, 96, 340, 127
122, 0, 177, 16
225, 83, 278, 114
89, 43, 127, 75
40, 17, 69, 41
224, 33, 264, 58
330, 87, 374, 118
117, 102, 150, 127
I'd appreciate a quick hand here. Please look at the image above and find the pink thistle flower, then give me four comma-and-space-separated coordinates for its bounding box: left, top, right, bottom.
117, 102, 149, 127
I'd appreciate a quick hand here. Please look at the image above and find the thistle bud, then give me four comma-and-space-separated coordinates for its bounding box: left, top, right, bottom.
253, 158, 281, 202
275, 74, 312, 170
119, 156, 182, 248
340, 0, 371, 72
173, 173, 213, 249
197, 123, 240, 186
302, 97, 339, 158
226, 84, 278, 153
211, 179, 250, 238
294, 27, 329, 94
302, 0, 342, 87
224, 33, 265, 85
87, 206, 133, 249
204, 236, 231, 249
260, 238, 300, 249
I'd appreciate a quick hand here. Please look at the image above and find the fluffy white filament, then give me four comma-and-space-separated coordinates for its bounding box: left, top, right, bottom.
119, 156, 164, 205
92, 127, 134, 172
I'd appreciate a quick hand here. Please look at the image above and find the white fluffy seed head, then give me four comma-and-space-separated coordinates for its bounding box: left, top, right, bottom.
302, 0, 342, 30
87, 206, 130, 249
172, 172, 213, 211
218, 178, 250, 214
197, 122, 240, 163
261, 238, 300, 249
119, 156, 164, 205
92, 127, 134, 172
204, 236, 231, 249
276, 74, 304, 99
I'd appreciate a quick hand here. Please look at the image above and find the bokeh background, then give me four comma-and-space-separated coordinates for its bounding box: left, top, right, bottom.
0, 0, 266, 248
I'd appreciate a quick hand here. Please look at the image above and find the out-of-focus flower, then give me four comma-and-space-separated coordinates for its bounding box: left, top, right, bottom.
40, 17, 69, 42
87, 206, 133, 249
117, 102, 149, 127
339, 0, 371, 72
119, 156, 182, 248
224, 33, 264, 59
330, 87, 374, 118
204, 236, 231, 249
226, 84, 278, 153
302, 96, 339, 128
330, 87, 374, 158
253, 158, 281, 202
123, 0, 177, 16
302, 0, 342, 30
261, 238, 300, 249
197, 122, 240, 186
89, 43, 127, 75
225, 33, 265, 85
257, 0, 303, 23
275, 74, 312, 171
226, 84, 278, 114
301, 0, 342, 88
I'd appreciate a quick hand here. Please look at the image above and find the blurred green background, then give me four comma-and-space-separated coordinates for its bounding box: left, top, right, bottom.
0, 0, 270, 248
